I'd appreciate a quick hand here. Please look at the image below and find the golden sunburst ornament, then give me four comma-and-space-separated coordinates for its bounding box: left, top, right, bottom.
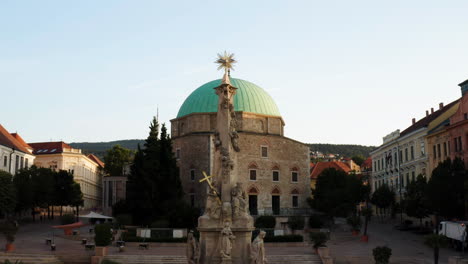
215, 51, 237, 74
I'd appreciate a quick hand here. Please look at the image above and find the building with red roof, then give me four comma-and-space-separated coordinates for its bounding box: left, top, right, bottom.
0, 124, 35, 175
28, 141, 104, 210
310, 161, 353, 191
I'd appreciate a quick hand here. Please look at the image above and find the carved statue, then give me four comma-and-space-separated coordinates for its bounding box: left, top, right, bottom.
205, 189, 222, 219
231, 182, 248, 217
251, 231, 267, 264
220, 221, 236, 259
213, 132, 221, 149
229, 131, 240, 152
186, 231, 199, 264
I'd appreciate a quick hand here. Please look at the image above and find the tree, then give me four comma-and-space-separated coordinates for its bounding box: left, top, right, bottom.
351, 155, 365, 166
403, 175, 430, 227
54, 170, 76, 216
30, 167, 55, 219
12, 169, 33, 214
126, 117, 187, 226
0, 171, 16, 218
426, 158, 467, 222
312, 168, 366, 217
103, 145, 133, 176
69, 182, 84, 221
371, 184, 395, 216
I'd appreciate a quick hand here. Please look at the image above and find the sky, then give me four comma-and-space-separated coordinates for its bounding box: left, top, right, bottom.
1, 0, 467, 146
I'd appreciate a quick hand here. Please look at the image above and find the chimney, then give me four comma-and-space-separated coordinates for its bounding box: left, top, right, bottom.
426, 110, 429, 116
460, 79, 468, 96
431, 108, 434, 114
412, 118, 416, 125
439, 102, 444, 110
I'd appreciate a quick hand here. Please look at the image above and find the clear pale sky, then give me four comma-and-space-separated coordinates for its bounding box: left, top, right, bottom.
1, 0, 467, 146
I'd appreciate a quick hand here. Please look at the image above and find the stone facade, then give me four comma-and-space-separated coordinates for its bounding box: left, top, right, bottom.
370, 100, 459, 200
172, 113, 310, 216
102, 176, 127, 216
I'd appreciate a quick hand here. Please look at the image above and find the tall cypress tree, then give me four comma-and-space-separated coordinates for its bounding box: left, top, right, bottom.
126, 117, 186, 226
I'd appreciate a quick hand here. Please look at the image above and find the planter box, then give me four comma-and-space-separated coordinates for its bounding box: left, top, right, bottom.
95, 246, 108, 256
5, 243, 15, 252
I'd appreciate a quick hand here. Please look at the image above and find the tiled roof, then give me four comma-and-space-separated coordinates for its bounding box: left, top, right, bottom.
87, 154, 104, 168
361, 157, 372, 169
310, 161, 352, 179
400, 99, 459, 137
28, 141, 73, 155
10, 133, 32, 151
0, 124, 31, 154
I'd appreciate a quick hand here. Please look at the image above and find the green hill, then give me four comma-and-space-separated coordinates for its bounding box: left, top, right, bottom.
308, 143, 376, 158
70, 139, 144, 158
70, 140, 376, 160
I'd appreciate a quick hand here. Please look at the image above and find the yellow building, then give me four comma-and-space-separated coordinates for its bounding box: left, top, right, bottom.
28, 141, 104, 210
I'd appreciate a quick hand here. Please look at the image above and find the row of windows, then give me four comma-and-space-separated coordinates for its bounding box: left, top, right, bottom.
433, 141, 450, 160
250, 169, 298, 182
176, 146, 270, 160
3, 155, 30, 173
189, 169, 299, 183
374, 171, 418, 190
189, 193, 299, 214
374, 145, 420, 172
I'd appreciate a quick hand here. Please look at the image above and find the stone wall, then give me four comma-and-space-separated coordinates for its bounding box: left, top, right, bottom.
172, 127, 311, 215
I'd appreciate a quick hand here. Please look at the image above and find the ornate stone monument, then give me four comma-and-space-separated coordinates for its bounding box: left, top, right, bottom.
197, 52, 255, 264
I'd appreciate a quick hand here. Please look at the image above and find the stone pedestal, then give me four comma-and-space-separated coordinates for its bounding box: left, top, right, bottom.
198, 226, 254, 264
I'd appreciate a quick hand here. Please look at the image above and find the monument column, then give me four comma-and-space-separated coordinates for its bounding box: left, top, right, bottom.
197, 52, 254, 264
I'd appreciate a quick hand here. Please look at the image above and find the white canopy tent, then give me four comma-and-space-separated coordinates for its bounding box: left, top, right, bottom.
79, 211, 113, 220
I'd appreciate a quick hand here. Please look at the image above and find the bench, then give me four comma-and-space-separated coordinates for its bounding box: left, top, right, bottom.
81, 238, 87, 245
50, 244, 56, 251
138, 243, 149, 250
85, 244, 95, 250
45, 238, 52, 245
116, 240, 125, 247
119, 245, 125, 252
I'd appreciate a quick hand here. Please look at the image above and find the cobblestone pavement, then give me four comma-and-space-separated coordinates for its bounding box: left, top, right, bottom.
328, 219, 467, 264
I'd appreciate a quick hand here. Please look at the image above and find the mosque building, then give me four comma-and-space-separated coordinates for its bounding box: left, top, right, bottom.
171, 77, 311, 217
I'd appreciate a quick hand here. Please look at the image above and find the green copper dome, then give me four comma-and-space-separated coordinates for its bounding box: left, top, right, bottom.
177, 78, 281, 118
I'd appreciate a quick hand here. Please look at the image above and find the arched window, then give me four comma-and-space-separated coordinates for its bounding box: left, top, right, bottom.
271, 186, 281, 215
248, 186, 259, 215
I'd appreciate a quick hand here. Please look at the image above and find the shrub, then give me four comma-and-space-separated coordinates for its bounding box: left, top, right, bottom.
60, 214, 76, 225
252, 229, 275, 240
151, 219, 170, 228
373, 246, 392, 264
255, 216, 276, 229
0, 220, 19, 243
265, 234, 303, 243
3, 260, 23, 264
308, 215, 324, 228
310, 232, 329, 249
288, 216, 305, 230
94, 223, 112, 247
115, 214, 132, 226
100, 260, 121, 264
404, 220, 413, 226
346, 216, 362, 231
